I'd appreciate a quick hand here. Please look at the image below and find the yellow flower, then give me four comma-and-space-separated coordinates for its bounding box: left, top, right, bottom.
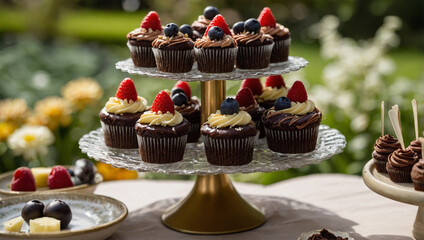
34, 97, 72, 130
96, 162, 138, 181
0, 122, 17, 142
61, 78, 103, 111
0, 98, 28, 125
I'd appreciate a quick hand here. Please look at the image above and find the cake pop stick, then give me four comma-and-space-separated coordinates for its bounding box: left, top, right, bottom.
381, 101, 385, 136
412, 99, 419, 139
388, 105, 405, 150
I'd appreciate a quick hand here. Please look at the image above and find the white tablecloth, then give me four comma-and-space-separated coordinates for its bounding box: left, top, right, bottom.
94, 174, 416, 240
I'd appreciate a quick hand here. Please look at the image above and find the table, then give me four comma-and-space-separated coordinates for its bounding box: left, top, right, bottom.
94, 174, 416, 240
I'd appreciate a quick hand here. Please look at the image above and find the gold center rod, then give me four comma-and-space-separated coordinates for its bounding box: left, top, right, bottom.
200, 80, 226, 123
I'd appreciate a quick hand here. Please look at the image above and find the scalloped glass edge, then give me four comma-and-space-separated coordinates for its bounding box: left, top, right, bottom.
79, 125, 346, 175
115, 56, 308, 82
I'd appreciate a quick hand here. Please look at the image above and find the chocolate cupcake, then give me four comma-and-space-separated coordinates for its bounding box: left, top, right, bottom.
201, 98, 257, 166
258, 75, 288, 109
262, 81, 322, 153
372, 134, 401, 173
412, 159, 424, 191
408, 139, 422, 159
386, 148, 418, 183
235, 87, 265, 138
152, 23, 195, 73
191, 6, 219, 39
100, 78, 148, 149
258, 7, 291, 63
135, 91, 189, 163
171, 81, 201, 143
194, 14, 237, 73
232, 18, 274, 69
126, 11, 163, 67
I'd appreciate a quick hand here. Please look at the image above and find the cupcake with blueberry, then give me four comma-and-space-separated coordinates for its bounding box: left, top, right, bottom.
262, 81, 322, 153
171, 81, 201, 143
232, 18, 274, 69
191, 6, 220, 39
135, 91, 190, 163
152, 23, 195, 73
258, 75, 288, 109
201, 98, 256, 166
126, 11, 163, 67
99, 78, 148, 149
258, 7, 291, 63
194, 14, 237, 73
179, 24, 196, 41
386, 148, 418, 183
235, 87, 265, 139
372, 134, 401, 173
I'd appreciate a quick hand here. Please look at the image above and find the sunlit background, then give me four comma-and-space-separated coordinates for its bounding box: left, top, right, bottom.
0, 0, 423, 183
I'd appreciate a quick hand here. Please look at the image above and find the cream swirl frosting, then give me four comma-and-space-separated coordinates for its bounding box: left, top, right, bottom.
261, 23, 290, 37
138, 111, 183, 126
275, 100, 315, 115
233, 31, 273, 44
259, 86, 288, 101
195, 35, 236, 48
207, 110, 251, 128
126, 28, 162, 41
105, 96, 147, 114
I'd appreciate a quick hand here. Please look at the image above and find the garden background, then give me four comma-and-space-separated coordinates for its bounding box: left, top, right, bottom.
0, 0, 423, 184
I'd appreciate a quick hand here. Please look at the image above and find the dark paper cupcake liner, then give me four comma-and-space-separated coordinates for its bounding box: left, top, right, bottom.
137, 135, 187, 163
203, 135, 255, 166
236, 43, 274, 69
194, 47, 237, 73
387, 167, 413, 183
373, 158, 389, 173
101, 122, 138, 149
127, 41, 156, 67
264, 125, 319, 153
270, 38, 290, 63
413, 180, 424, 191
187, 121, 201, 143
152, 48, 194, 73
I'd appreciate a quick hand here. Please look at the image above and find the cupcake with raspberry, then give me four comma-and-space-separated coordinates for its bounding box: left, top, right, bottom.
191, 6, 220, 39
258, 7, 291, 63
194, 14, 237, 73
152, 23, 195, 73
136, 91, 190, 163
240, 78, 263, 103
235, 87, 265, 138
100, 78, 148, 149
258, 75, 288, 109
201, 98, 257, 166
232, 18, 274, 69
372, 134, 401, 173
127, 11, 163, 67
386, 148, 418, 183
171, 81, 201, 143
262, 81, 322, 153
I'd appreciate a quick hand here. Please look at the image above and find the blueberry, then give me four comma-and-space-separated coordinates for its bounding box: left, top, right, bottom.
67, 168, 74, 177
232, 21, 245, 34
244, 18, 261, 34
171, 88, 186, 97
21, 200, 45, 224
44, 200, 72, 229
179, 24, 193, 39
164, 23, 179, 37
208, 26, 224, 40
220, 98, 239, 115
74, 158, 95, 185
274, 97, 291, 110
203, 6, 219, 20
172, 92, 188, 106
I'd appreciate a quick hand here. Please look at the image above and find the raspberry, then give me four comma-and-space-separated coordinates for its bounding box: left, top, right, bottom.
11, 167, 36, 191
47, 166, 74, 189
204, 14, 232, 37
235, 88, 256, 108
141, 11, 163, 31
174, 81, 192, 99
287, 80, 308, 103
258, 7, 276, 28
241, 78, 263, 96
151, 90, 175, 114
115, 78, 138, 102
265, 75, 286, 89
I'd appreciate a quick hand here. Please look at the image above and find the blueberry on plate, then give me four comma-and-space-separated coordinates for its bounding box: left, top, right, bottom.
203, 6, 219, 20
171, 88, 186, 97
244, 18, 261, 34
43, 200, 72, 229
172, 92, 188, 106
208, 26, 224, 41
21, 200, 45, 224
179, 24, 193, 39
232, 21, 245, 34
164, 23, 179, 37
220, 98, 239, 115
274, 97, 291, 110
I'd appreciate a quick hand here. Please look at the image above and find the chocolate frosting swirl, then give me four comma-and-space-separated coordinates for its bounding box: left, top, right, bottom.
372, 134, 401, 161
233, 31, 273, 44
195, 35, 236, 48
127, 28, 162, 41
388, 148, 418, 168
192, 15, 210, 28
262, 107, 322, 130
411, 159, 424, 182
152, 33, 194, 49
175, 98, 200, 115
408, 139, 422, 158
261, 23, 290, 37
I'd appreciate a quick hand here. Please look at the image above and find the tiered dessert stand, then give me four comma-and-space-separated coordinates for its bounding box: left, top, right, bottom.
79, 57, 346, 234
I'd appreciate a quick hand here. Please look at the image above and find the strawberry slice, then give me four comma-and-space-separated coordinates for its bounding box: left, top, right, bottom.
265, 75, 286, 89
235, 88, 256, 108
241, 78, 263, 96
47, 166, 74, 189
116, 78, 138, 102
174, 81, 192, 99
287, 80, 308, 103
151, 90, 175, 114
141, 11, 163, 31
258, 7, 276, 28
11, 167, 36, 191
204, 14, 232, 37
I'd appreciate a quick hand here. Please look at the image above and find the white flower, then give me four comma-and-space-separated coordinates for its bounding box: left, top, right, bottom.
7, 125, 54, 161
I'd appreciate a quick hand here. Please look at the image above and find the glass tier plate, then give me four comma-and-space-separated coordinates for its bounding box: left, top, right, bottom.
115, 56, 308, 81
79, 125, 346, 175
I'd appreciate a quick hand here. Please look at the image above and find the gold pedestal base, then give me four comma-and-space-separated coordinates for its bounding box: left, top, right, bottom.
162, 174, 266, 234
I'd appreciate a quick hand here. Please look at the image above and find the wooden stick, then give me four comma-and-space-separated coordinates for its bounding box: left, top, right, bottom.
412, 99, 419, 139
389, 105, 405, 150
381, 101, 385, 136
